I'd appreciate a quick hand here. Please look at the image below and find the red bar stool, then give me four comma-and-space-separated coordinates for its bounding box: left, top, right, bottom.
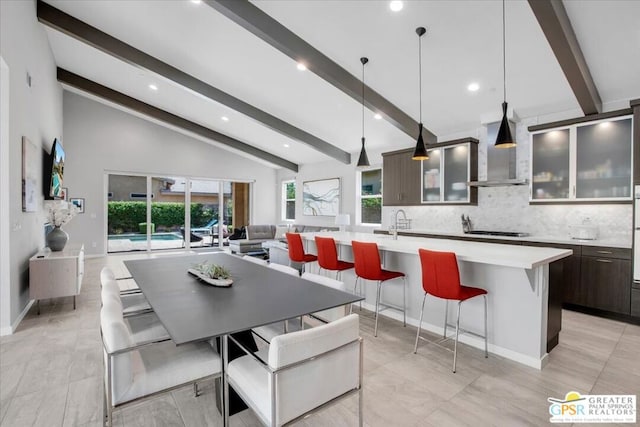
285, 232, 317, 273
352, 241, 406, 337
315, 236, 354, 280
414, 249, 488, 373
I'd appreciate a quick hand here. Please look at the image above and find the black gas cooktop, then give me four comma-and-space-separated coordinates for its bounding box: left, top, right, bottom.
465, 230, 530, 237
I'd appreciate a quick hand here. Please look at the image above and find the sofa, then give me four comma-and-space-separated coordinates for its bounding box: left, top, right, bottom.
228, 224, 338, 255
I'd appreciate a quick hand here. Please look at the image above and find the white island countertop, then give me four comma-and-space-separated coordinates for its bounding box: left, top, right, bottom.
302, 231, 572, 270
390, 229, 631, 249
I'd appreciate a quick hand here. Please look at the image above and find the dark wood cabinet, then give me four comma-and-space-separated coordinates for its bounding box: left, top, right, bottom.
382, 138, 478, 207
382, 148, 421, 206
580, 248, 631, 315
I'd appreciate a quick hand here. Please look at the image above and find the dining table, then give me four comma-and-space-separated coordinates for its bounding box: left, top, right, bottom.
124, 252, 362, 426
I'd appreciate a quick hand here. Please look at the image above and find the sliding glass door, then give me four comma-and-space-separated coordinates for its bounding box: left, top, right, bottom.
107, 173, 250, 253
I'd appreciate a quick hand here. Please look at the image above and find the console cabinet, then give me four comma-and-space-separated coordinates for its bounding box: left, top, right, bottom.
29, 244, 84, 313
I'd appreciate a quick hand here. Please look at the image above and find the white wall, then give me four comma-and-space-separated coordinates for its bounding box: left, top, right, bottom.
62, 92, 278, 255
276, 147, 387, 232
0, 0, 64, 333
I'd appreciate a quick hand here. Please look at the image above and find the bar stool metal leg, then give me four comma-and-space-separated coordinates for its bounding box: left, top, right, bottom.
414, 292, 427, 353
483, 294, 488, 358
443, 300, 449, 338
453, 301, 462, 373
374, 280, 382, 337
402, 277, 406, 327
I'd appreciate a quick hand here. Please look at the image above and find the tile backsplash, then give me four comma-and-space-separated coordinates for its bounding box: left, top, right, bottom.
382, 185, 631, 241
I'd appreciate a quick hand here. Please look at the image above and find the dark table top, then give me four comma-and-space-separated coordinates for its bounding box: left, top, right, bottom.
124, 253, 362, 345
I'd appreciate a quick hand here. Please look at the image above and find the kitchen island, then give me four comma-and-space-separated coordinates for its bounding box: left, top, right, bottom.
301, 231, 572, 369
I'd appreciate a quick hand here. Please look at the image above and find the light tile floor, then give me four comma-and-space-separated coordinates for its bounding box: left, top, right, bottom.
1, 253, 639, 426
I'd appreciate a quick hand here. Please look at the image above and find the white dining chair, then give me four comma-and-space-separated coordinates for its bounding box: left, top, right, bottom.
243, 255, 269, 266
226, 314, 363, 426
100, 294, 169, 352
267, 262, 299, 276
100, 301, 222, 427
301, 272, 351, 323
252, 262, 304, 343
100, 266, 139, 295
101, 276, 151, 317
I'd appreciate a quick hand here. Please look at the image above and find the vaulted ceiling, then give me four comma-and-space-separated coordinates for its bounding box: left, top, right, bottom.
40, 0, 640, 171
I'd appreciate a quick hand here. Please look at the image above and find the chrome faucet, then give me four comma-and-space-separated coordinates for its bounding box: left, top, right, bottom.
461, 214, 472, 233
391, 209, 407, 240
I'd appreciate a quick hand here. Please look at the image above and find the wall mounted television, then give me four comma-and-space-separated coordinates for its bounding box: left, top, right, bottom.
43, 138, 65, 200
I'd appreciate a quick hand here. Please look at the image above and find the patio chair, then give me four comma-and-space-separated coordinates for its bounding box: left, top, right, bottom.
180, 228, 204, 247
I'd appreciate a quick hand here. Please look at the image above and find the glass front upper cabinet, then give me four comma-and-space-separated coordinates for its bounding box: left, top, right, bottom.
421, 148, 441, 202
422, 141, 474, 204
531, 128, 571, 200
530, 116, 632, 202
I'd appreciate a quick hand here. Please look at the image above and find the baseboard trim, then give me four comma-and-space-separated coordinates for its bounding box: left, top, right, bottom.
0, 299, 34, 336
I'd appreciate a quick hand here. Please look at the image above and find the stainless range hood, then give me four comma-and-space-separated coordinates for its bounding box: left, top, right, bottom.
468, 121, 529, 187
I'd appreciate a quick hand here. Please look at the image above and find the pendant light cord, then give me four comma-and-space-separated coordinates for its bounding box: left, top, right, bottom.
362, 61, 365, 138
502, 0, 506, 103
418, 34, 423, 122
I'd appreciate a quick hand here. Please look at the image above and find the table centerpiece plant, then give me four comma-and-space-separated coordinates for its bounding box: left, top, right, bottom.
188, 261, 233, 287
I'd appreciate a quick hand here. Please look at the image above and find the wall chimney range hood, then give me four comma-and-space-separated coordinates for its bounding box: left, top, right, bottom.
467, 121, 528, 187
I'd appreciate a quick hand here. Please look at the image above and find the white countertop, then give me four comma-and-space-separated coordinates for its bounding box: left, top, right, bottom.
392, 229, 632, 249
302, 232, 572, 270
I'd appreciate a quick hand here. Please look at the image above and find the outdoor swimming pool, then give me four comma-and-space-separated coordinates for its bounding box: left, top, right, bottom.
108, 233, 182, 242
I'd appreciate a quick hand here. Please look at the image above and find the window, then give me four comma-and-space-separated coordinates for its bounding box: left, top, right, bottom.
358, 169, 382, 225
282, 180, 296, 221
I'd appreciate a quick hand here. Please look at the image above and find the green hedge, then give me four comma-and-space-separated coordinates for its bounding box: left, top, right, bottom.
108, 202, 218, 234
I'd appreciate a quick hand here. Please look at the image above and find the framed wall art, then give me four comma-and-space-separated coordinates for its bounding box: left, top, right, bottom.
21, 136, 38, 212
302, 178, 340, 216
70, 198, 85, 213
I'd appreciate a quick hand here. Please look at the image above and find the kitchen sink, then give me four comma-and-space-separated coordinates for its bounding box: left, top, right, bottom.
465, 230, 530, 237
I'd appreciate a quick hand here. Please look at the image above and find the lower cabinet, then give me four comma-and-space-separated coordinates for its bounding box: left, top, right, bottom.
580, 247, 631, 315
631, 286, 640, 317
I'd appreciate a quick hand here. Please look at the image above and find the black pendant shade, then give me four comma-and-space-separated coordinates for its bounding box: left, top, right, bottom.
357, 57, 370, 168
357, 137, 370, 167
495, 0, 516, 149
495, 102, 516, 148
412, 123, 428, 160
412, 26, 429, 161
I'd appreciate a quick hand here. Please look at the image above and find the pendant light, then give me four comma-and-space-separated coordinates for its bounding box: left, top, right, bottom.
357, 57, 370, 167
495, 0, 516, 148
412, 27, 429, 160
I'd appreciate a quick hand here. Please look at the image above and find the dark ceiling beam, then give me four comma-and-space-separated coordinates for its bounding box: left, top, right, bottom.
37, 0, 348, 165
57, 68, 298, 171
207, 0, 437, 144
528, 0, 602, 115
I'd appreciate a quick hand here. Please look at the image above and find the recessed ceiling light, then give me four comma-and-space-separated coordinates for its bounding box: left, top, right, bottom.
190, 0, 202, 4
467, 82, 480, 92
221, 116, 229, 122
148, 84, 158, 91
389, 1, 403, 12
374, 113, 383, 120
283, 143, 290, 148
296, 62, 307, 71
